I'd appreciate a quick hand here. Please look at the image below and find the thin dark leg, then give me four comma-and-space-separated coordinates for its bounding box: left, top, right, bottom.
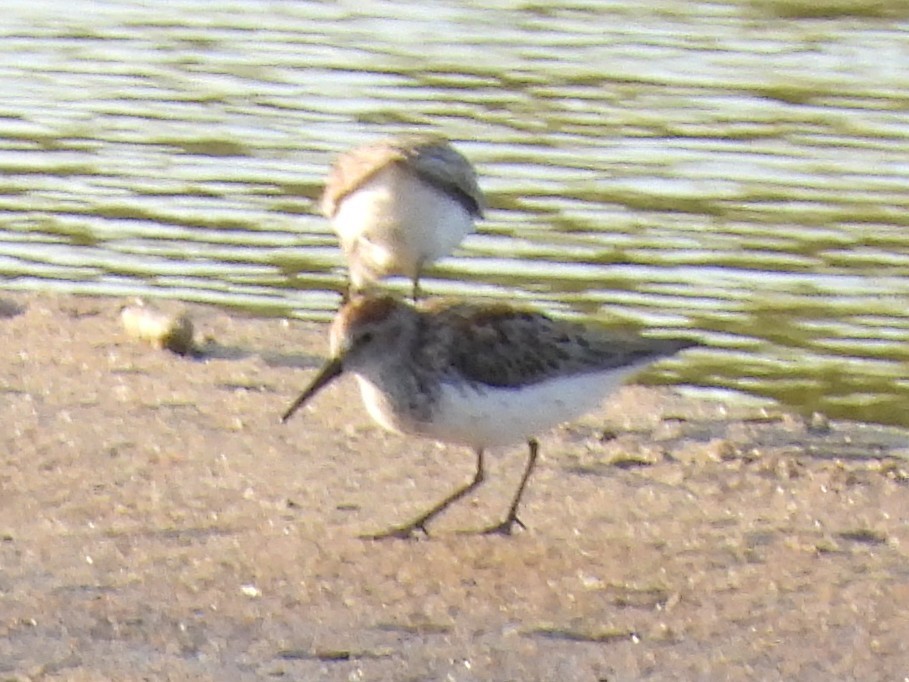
480, 438, 539, 536
364, 449, 486, 540
411, 271, 422, 302
341, 279, 354, 304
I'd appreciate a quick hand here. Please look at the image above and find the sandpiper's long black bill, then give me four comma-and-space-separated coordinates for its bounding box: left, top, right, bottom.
280, 357, 343, 423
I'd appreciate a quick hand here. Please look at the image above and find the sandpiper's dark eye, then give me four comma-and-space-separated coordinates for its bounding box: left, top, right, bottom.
360, 331, 375, 344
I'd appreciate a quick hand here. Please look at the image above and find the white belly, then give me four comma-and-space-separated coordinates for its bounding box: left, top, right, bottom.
355, 367, 639, 450
332, 165, 474, 285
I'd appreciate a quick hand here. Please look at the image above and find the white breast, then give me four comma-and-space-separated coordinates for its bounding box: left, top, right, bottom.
354, 367, 640, 450
332, 164, 474, 283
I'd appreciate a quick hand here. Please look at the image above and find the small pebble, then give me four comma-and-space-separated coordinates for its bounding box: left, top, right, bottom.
121, 303, 196, 356
240, 584, 261, 598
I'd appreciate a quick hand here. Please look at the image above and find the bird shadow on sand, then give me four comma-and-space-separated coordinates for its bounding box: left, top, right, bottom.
184, 341, 323, 371
260, 350, 324, 371
0, 298, 25, 319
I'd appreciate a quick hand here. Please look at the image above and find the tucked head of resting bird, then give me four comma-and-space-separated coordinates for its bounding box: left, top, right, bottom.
321, 134, 484, 300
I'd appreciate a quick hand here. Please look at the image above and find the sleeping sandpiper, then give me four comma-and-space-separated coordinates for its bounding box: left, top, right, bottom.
321, 134, 484, 300
282, 294, 699, 539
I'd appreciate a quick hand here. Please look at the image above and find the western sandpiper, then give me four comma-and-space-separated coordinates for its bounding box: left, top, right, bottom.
321, 134, 484, 300
282, 295, 698, 539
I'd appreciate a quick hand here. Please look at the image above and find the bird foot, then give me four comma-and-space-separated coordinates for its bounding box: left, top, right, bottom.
360, 520, 430, 541
477, 515, 527, 537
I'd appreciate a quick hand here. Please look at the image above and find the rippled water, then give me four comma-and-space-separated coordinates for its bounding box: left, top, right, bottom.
1, 0, 908, 427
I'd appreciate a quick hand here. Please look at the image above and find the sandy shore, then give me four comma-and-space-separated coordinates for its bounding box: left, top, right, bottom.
1, 292, 908, 681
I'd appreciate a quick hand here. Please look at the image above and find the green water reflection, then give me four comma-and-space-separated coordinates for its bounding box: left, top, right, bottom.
0, 0, 907, 428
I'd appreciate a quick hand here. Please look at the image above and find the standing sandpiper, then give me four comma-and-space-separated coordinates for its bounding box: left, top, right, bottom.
282, 294, 699, 539
321, 134, 484, 300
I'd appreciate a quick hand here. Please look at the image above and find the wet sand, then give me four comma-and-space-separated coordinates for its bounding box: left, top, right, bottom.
1, 292, 908, 681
